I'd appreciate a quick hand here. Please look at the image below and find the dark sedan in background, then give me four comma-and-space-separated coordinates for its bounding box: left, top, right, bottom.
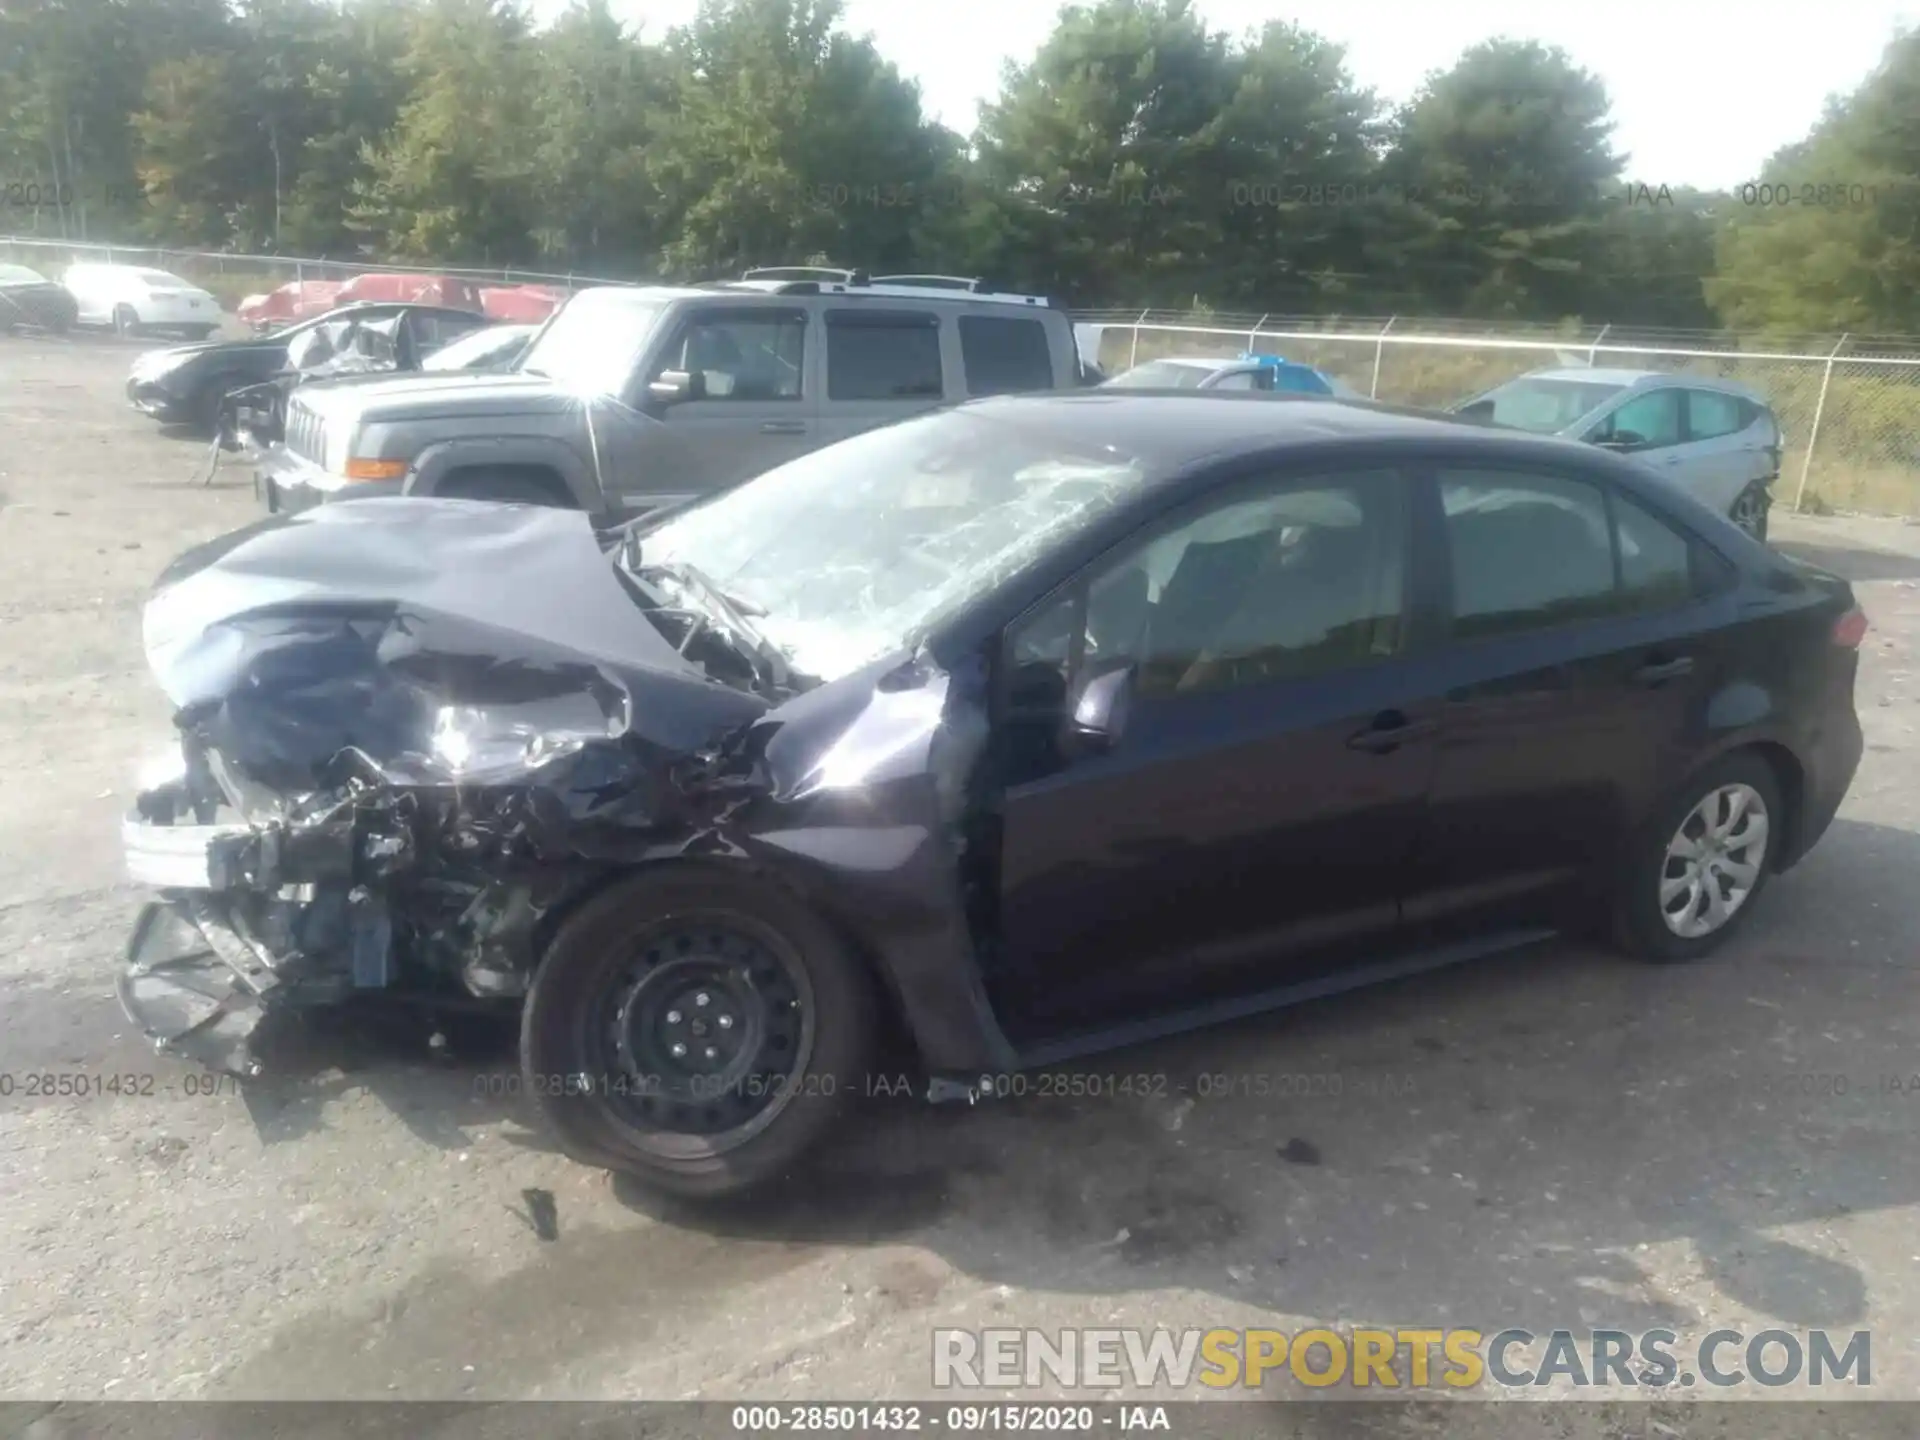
0, 263, 80, 334
125, 300, 495, 433
118, 392, 1864, 1199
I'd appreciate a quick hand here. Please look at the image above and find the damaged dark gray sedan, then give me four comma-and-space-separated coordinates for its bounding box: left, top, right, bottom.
119, 393, 1865, 1198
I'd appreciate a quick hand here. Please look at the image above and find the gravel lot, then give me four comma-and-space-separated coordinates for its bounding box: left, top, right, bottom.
3, 332, 1920, 1413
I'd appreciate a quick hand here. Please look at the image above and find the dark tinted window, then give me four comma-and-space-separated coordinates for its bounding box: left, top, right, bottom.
1589, 387, 1682, 448
1440, 472, 1617, 637
1441, 471, 1705, 636
826, 314, 943, 400
1009, 474, 1407, 710
959, 315, 1054, 395
1686, 389, 1749, 441
1612, 492, 1696, 611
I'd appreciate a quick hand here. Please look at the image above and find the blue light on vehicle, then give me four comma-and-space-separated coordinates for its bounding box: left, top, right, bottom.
1239, 352, 1336, 396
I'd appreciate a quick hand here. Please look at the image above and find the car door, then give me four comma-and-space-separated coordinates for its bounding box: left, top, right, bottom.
988, 465, 1442, 1030
1401, 463, 1725, 943
810, 309, 947, 448
1674, 387, 1773, 516
1582, 384, 1685, 478
627, 305, 817, 492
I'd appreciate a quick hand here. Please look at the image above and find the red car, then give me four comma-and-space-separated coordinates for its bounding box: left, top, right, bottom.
480, 283, 567, 323
236, 280, 345, 333
334, 272, 484, 313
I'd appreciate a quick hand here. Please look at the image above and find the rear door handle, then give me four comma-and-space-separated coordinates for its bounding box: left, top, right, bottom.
1632, 655, 1696, 686
1346, 711, 1439, 754
759, 420, 807, 435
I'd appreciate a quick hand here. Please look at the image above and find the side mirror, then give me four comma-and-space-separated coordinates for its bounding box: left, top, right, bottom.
1064, 665, 1135, 755
1457, 399, 1495, 421
647, 368, 705, 406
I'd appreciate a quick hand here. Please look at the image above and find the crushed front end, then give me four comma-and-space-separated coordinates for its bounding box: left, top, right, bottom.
116, 498, 768, 1076
119, 731, 582, 1074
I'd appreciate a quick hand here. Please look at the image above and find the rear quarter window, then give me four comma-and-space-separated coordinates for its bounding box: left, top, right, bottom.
959, 315, 1055, 396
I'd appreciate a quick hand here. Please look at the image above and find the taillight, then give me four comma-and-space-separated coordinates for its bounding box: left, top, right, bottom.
1832, 607, 1868, 648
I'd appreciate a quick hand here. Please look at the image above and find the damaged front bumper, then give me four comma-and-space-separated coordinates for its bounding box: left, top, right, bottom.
116, 770, 386, 1076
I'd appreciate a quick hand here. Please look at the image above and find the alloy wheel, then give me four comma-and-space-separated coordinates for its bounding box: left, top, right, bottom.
1659, 782, 1771, 938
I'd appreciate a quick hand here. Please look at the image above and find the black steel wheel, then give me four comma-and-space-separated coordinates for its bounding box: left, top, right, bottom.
521, 867, 875, 1198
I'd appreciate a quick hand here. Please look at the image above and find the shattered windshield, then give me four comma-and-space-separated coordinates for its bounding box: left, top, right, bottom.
517, 289, 666, 395
635, 408, 1151, 682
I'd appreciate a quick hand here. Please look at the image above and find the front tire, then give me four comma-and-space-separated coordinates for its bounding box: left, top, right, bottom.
112, 304, 141, 338
520, 868, 877, 1199
1613, 752, 1783, 963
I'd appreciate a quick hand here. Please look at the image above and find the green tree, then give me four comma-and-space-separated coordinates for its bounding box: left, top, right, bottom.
1208, 21, 1385, 311
644, 0, 947, 280
352, 0, 540, 262
1378, 39, 1625, 319
1707, 28, 1920, 334
524, 1, 669, 273
1585, 186, 1724, 331
971, 0, 1239, 307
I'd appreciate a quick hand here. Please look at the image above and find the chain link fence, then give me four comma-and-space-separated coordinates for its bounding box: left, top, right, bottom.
1078, 311, 1920, 520
9, 236, 1920, 518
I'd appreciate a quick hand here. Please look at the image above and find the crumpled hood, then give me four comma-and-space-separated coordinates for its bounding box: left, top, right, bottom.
145, 498, 765, 792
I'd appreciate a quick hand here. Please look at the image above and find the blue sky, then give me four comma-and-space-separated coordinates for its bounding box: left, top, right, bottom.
545, 0, 1919, 191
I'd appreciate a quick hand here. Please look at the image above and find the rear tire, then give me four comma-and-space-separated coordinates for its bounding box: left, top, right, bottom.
112, 304, 141, 338
439, 467, 570, 506
1731, 481, 1771, 543
1612, 752, 1783, 963
520, 867, 877, 1199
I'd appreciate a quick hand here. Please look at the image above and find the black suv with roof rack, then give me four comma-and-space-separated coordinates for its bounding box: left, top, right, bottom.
255, 266, 1090, 518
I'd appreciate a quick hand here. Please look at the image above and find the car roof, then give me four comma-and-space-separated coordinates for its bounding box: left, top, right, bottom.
956, 391, 1608, 477
1523, 366, 1767, 400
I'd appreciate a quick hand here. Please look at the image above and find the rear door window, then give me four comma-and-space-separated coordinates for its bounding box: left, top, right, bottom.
825, 312, 943, 400
959, 315, 1055, 395
1438, 469, 1706, 638
1685, 389, 1751, 442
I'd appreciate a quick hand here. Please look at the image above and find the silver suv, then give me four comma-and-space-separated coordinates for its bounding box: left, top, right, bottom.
257, 268, 1083, 519
1454, 368, 1783, 540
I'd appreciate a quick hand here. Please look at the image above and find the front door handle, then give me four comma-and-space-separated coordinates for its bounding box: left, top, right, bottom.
759, 420, 807, 435
1346, 711, 1439, 754
1632, 654, 1696, 686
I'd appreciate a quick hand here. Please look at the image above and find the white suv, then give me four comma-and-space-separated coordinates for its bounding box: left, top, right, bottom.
63, 262, 221, 339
